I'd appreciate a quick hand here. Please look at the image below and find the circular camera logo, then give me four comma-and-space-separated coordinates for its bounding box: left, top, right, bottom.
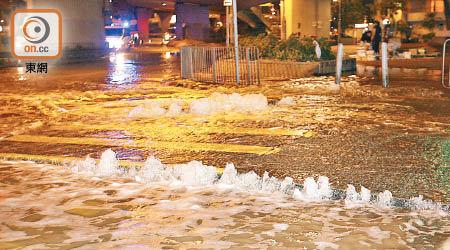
22, 16, 50, 44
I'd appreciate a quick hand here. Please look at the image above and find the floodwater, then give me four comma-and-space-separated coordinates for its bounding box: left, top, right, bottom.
0, 157, 449, 249
0, 50, 450, 249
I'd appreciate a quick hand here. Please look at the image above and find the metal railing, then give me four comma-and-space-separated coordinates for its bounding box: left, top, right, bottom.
181, 46, 260, 85
442, 39, 450, 89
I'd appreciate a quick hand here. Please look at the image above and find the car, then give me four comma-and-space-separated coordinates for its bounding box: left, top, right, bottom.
148, 33, 164, 45
148, 29, 176, 46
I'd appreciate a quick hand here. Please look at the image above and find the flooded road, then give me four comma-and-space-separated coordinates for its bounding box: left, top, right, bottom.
0, 50, 450, 249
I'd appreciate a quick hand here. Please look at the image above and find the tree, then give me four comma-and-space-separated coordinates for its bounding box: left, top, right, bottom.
331, 0, 372, 35
372, 0, 407, 18
330, 0, 406, 33
330, 0, 408, 36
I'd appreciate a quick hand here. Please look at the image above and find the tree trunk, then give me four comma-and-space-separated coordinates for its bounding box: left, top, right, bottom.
444, 0, 450, 30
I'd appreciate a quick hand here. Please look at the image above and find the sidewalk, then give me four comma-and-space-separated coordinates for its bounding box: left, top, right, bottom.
358, 57, 445, 70
331, 44, 360, 56
332, 43, 439, 56
332, 43, 444, 70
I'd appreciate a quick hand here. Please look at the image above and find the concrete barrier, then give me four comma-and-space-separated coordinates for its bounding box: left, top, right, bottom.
257, 58, 356, 80
315, 58, 356, 75
259, 59, 319, 80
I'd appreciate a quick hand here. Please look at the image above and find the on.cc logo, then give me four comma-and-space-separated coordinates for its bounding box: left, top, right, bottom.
11, 9, 62, 59
22, 16, 50, 44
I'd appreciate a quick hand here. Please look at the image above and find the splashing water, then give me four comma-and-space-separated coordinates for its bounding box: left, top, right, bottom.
72, 149, 448, 212
277, 96, 296, 105
293, 176, 332, 200
377, 190, 394, 208
128, 92, 269, 119
190, 92, 268, 115
345, 184, 371, 204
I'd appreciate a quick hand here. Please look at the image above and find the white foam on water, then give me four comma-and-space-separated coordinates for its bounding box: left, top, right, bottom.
407, 195, 444, 211
360, 186, 371, 202
131, 156, 166, 182
217, 163, 295, 194
262, 223, 289, 237
97, 149, 122, 176
171, 161, 218, 186
128, 101, 168, 118
317, 176, 332, 198
292, 176, 332, 200
345, 185, 372, 206
71, 149, 450, 214
190, 92, 268, 115
345, 184, 359, 202
127, 93, 269, 118
377, 190, 393, 207
273, 223, 288, 231
70, 150, 123, 176
70, 155, 97, 174
165, 102, 182, 117
316, 241, 339, 250
278, 96, 295, 105
71, 151, 294, 196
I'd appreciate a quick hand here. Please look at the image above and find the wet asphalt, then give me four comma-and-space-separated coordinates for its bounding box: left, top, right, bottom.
0, 50, 449, 203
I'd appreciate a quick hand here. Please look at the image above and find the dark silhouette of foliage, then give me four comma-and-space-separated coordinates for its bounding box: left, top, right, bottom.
240, 34, 335, 62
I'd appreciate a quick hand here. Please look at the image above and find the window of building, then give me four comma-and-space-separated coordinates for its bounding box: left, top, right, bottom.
431, 0, 444, 12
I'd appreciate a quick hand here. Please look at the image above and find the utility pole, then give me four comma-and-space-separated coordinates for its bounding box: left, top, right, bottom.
224, 0, 232, 46
338, 0, 341, 44
232, 0, 240, 84
226, 6, 230, 46
280, 0, 286, 40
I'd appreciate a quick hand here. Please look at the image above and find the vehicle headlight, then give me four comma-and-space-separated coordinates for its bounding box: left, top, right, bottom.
106, 38, 122, 48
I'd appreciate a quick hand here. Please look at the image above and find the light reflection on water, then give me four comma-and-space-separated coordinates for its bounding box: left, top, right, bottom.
105, 51, 179, 89
164, 51, 171, 59
108, 53, 134, 85
356, 65, 443, 86
16, 67, 26, 81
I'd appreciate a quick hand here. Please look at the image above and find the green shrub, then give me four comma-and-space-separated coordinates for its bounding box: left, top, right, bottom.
239, 34, 335, 62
